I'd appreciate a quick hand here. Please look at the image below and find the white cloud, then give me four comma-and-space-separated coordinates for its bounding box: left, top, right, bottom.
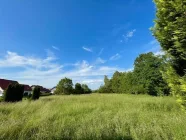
154, 50, 165, 56
52, 46, 60, 50
121, 29, 136, 42
0, 51, 130, 89
143, 39, 165, 55
142, 39, 165, 56
126, 29, 136, 38
81, 79, 103, 84
0, 51, 58, 69
95, 57, 106, 64
110, 53, 122, 61
82, 46, 93, 52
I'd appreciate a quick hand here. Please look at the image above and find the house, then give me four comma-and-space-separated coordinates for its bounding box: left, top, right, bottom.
0, 79, 18, 96
31, 85, 51, 93
22, 84, 32, 95
50, 87, 56, 94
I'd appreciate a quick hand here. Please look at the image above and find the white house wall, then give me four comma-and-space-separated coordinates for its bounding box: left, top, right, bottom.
51, 88, 56, 94
0, 87, 3, 96
24, 91, 32, 95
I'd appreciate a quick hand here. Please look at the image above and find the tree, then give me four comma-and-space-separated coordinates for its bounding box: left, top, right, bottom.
31, 86, 40, 100
98, 75, 112, 93
82, 84, 92, 94
152, 0, 186, 108
111, 71, 122, 93
152, 0, 186, 76
98, 53, 169, 96
55, 78, 73, 95
133, 52, 169, 96
74, 83, 83, 94
119, 72, 134, 94
4, 83, 24, 102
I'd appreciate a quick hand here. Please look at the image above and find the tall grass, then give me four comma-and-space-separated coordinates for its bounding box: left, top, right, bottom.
0, 94, 186, 140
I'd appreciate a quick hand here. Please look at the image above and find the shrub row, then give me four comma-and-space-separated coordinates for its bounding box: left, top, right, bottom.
3, 84, 40, 102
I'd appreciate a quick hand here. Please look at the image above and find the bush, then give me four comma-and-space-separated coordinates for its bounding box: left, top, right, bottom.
31, 87, 40, 100
0, 97, 3, 102
28, 94, 32, 99
4, 83, 24, 102
40, 92, 52, 96
23, 92, 28, 97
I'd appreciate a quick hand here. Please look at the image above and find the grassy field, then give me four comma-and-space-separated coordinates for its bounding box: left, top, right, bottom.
0, 94, 186, 140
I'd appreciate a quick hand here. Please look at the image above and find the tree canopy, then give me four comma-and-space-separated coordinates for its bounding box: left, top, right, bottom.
74, 83, 84, 94
55, 78, 73, 95
152, 0, 186, 109
98, 52, 169, 96
55, 78, 92, 95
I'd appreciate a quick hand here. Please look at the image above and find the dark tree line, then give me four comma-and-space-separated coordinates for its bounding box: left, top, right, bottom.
98, 52, 170, 96
55, 77, 92, 95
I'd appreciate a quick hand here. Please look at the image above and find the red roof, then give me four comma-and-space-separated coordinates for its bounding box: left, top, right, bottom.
42, 87, 51, 93
0, 79, 18, 90
31, 85, 50, 93
23, 85, 32, 91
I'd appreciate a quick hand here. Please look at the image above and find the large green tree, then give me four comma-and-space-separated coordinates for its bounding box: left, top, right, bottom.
55, 78, 73, 95
133, 52, 169, 96
81, 84, 92, 94
152, 0, 186, 108
74, 83, 83, 94
152, 0, 186, 76
119, 72, 134, 94
98, 75, 113, 93
111, 71, 122, 93
98, 53, 169, 96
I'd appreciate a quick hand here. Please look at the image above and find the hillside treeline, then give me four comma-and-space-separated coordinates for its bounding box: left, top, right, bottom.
98, 52, 170, 96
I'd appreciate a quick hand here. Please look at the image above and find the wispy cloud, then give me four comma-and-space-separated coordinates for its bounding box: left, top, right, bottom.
126, 29, 136, 38
142, 39, 165, 56
52, 46, 60, 50
149, 40, 157, 45
96, 57, 106, 64
110, 53, 122, 61
121, 29, 136, 42
98, 48, 104, 56
0, 50, 58, 69
0, 51, 129, 89
82, 46, 93, 52
112, 23, 131, 36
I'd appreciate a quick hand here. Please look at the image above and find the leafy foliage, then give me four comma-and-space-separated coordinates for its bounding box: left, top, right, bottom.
74, 83, 84, 94
31, 86, 40, 100
55, 78, 73, 95
4, 83, 24, 102
152, 0, 186, 108
152, 0, 186, 76
98, 76, 113, 93
55, 78, 92, 95
132, 52, 169, 96
81, 84, 92, 94
98, 53, 169, 96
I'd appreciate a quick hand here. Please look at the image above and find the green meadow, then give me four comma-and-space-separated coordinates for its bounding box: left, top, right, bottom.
0, 94, 186, 140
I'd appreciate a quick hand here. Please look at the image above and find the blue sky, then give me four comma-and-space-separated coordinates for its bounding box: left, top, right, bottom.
0, 0, 162, 89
